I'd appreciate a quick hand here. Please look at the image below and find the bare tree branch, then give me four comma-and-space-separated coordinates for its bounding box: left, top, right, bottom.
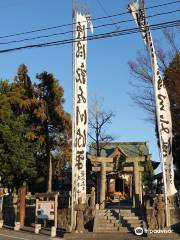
88, 97, 115, 156
128, 29, 179, 123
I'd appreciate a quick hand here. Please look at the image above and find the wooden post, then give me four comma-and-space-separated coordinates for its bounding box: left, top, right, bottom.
18, 185, 26, 227
54, 194, 58, 228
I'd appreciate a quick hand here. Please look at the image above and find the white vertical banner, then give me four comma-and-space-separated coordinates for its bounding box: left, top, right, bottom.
72, 11, 88, 204
128, 0, 177, 196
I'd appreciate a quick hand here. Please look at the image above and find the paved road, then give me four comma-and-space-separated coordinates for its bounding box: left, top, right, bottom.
0, 229, 59, 240
63, 232, 180, 240
0, 229, 179, 240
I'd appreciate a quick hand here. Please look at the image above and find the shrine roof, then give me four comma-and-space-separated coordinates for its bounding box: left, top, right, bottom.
89, 142, 150, 158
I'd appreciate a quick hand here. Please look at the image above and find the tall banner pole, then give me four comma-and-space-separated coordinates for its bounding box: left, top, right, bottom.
71, 6, 92, 230
128, 0, 177, 227
71, 2, 75, 231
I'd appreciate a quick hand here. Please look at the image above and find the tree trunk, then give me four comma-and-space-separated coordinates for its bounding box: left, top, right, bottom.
45, 120, 52, 193
47, 154, 52, 192
96, 125, 100, 157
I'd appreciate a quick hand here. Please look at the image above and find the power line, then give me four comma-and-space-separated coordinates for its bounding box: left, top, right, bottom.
96, 0, 180, 21
0, 19, 179, 54
0, 0, 179, 40
96, 0, 120, 30
0, 9, 179, 45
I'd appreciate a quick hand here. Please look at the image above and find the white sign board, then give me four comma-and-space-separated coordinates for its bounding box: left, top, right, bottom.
36, 201, 55, 220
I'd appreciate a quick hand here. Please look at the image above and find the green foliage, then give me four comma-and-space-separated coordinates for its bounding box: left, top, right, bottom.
0, 67, 40, 189
35, 72, 71, 191
0, 113, 39, 189
0, 65, 71, 192
142, 158, 154, 192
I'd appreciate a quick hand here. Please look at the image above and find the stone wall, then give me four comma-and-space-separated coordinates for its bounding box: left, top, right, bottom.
145, 193, 180, 231
2, 189, 96, 230
57, 208, 71, 230
2, 194, 35, 227
170, 207, 180, 232
3, 195, 17, 226
56, 189, 96, 231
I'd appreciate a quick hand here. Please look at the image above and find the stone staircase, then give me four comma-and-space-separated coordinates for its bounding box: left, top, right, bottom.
93, 208, 143, 233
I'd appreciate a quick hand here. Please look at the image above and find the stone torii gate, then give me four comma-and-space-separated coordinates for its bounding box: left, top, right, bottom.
89, 156, 113, 209
88, 154, 147, 209
123, 156, 145, 207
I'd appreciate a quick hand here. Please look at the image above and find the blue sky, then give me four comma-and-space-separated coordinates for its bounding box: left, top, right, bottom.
0, 0, 179, 171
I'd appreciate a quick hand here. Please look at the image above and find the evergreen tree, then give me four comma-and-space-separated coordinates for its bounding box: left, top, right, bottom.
0, 75, 39, 190
142, 158, 154, 194
0, 66, 71, 192
35, 72, 71, 192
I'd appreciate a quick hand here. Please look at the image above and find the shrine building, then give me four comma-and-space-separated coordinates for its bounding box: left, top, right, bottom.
87, 142, 159, 209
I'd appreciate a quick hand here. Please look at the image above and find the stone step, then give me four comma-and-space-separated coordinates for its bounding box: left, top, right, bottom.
120, 212, 136, 217
98, 210, 109, 213
103, 209, 137, 213
95, 226, 136, 233
97, 219, 119, 224
98, 212, 109, 215
122, 215, 140, 220
95, 228, 119, 232
125, 219, 142, 224
118, 226, 130, 233
98, 213, 115, 217
95, 229, 119, 233
127, 223, 142, 228
118, 209, 133, 213
111, 211, 139, 216
109, 219, 119, 224
97, 225, 119, 230
98, 209, 138, 215
98, 216, 116, 221
96, 223, 117, 228
121, 220, 142, 227
94, 208, 143, 234
96, 222, 141, 232
106, 216, 118, 220
96, 223, 118, 228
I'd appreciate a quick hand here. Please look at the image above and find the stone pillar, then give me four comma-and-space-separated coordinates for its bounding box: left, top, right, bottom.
35, 224, 41, 234
0, 220, 3, 228
100, 162, 106, 209
130, 175, 133, 198
14, 222, 21, 231
96, 173, 100, 203
139, 172, 142, 204
133, 162, 140, 208
51, 226, 56, 237
90, 187, 96, 208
